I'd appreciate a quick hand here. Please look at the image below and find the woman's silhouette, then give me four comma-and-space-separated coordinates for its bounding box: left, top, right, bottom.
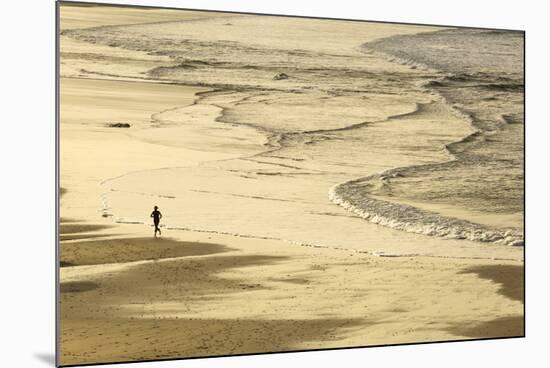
150, 206, 162, 237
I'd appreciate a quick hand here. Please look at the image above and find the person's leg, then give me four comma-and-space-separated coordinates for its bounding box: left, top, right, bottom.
154, 221, 161, 236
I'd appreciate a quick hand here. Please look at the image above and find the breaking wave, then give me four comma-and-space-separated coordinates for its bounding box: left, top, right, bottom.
329, 176, 523, 246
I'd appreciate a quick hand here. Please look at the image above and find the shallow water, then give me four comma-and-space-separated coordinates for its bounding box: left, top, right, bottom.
337, 29, 524, 245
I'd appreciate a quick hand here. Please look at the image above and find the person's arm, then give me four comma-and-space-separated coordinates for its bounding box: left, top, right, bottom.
150, 212, 154, 218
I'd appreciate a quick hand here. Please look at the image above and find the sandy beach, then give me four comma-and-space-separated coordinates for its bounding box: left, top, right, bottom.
60, 221, 523, 365
58, 3, 524, 366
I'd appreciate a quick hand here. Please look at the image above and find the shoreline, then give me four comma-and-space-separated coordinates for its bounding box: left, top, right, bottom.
60, 71, 523, 259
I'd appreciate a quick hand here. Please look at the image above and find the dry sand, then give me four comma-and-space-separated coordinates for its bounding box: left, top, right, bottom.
60, 3, 229, 30
58, 3, 524, 366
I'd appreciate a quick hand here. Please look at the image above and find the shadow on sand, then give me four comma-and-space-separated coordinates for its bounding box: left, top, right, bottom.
60, 223, 113, 235
447, 315, 524, 339
60, 233, 114, 241
447, 264, 524, 338
59, 249, 368, 366
61, 281, 99, 293
60, 315, 364, 366
460, 264, 524, 303
60, 237, 234, 267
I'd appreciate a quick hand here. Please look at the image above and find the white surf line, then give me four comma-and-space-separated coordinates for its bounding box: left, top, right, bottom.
161, 225, 522, 262
328, 175, 524, 246
163, 225, 520, 262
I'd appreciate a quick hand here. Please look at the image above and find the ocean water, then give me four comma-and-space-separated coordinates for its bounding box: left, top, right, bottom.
61, 14, 524, 257
334, 29, 524, 245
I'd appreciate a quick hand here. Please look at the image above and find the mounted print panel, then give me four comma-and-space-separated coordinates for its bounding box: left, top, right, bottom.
57, 1, 524, 366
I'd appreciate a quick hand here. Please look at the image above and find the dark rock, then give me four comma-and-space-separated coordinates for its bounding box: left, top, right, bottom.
107, 123, 131, 128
